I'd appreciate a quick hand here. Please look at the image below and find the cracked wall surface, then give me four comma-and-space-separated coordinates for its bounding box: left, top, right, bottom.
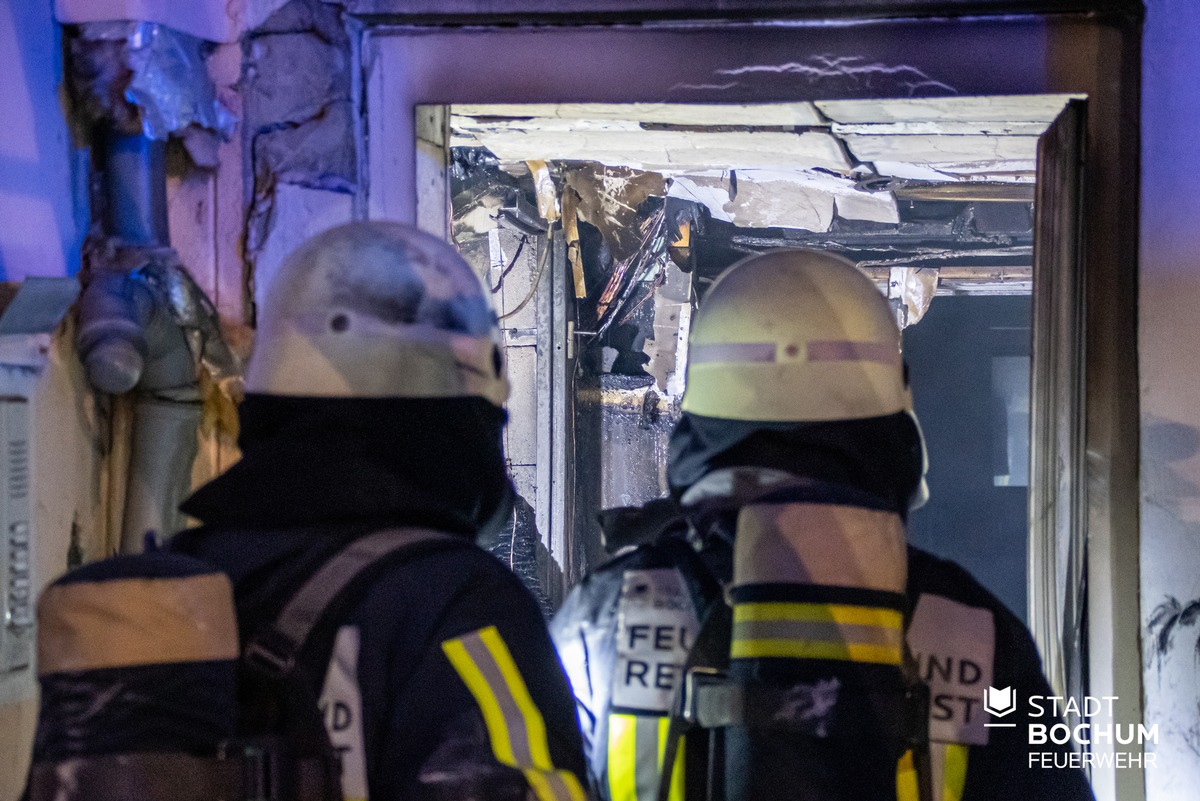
243, 0, 357, 317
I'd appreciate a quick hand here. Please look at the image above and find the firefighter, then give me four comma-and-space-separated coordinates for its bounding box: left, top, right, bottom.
550, 249, 1092, 801
173, 221, 587, 801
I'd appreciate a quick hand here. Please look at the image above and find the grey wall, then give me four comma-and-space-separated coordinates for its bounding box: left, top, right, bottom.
905, 295, 1032, 622
1139, 0, 1200, 796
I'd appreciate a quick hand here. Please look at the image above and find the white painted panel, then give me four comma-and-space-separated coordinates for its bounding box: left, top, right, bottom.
453, 102, 823, 127
816, 94, 1078, 124
0, 191, 66, 280
842, 134, 1040, 165
1140, 1, 1200, 799
496, 230, 539, 331
509, 464, 536, 509
453, 128, 852, 173
0, 6, 37, 162
0, 1, 82, 282
504, 345, 538, 467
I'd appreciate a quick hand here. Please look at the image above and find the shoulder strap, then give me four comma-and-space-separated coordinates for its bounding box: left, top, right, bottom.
244, 527, 465, 677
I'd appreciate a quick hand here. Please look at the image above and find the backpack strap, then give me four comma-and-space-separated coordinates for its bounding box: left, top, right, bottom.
244, 527, 465, 677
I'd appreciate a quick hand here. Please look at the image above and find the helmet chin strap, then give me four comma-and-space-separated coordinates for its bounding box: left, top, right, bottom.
906, 408, 931, 511
475, 478, 517, 542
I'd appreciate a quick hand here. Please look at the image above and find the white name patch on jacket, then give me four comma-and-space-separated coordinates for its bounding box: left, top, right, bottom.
611, 568, 699, 713
319, 625, 369, 801
906, 594, 995, 746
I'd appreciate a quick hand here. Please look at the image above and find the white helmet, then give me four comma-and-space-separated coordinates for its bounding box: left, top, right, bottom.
683, 249, 906, 422
245, 221, 508, 405
681, 249, 928, 508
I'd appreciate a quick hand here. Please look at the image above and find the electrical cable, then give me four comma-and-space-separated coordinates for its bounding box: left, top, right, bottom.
499, 235, 550, 321
489, 234, 528, 294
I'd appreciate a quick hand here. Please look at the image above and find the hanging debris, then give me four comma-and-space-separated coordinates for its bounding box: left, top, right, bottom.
888, 266, 940, 328
564, 165, 667, 263
526, 159, 561, 223
67, 22, 236, 144
561, 187, 587, 298
594, 205, 669, 333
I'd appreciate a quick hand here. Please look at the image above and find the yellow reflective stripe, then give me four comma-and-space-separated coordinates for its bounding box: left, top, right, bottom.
734, 602, 903, 628
607, 714, 638, 801
477, 626, 554, 768
607, 714, 685, 801
731, 602, 903, 665
943, 743, 969, 801
441, 636, 518, 765
656, 716, 685, 801
730, 638, 902, 665
442, 627, 587, 801
897, 750, 920, 801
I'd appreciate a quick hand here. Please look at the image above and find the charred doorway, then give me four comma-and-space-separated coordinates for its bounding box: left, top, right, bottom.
428, 97, 1074, 620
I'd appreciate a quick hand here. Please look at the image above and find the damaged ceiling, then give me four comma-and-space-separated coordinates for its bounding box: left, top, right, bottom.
449, 95, 1076, 299
448, 95, 1073, 399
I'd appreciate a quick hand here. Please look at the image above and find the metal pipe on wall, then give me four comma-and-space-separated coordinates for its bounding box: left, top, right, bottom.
77, 126, 204, 550
100, 131, 170, 247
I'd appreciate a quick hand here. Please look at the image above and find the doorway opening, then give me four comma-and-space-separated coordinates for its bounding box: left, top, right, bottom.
424, 96, 1079, 638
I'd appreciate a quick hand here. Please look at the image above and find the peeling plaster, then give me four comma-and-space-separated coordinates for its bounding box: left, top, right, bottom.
642, 260, 691, 397
242, 0, 356, 309
723, 176, 833, 232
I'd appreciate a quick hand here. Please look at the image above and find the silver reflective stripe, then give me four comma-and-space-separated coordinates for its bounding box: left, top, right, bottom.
543, 771, 581, 801
635, 716, 662, 800
731, 619, 904, 648
688, 342, 777, 364
457, 633, 536, 769
806, 340, 900, 365
443, 627, 586, 801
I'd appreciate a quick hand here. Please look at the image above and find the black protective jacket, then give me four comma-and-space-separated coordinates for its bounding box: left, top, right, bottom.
550, 480, 1093, 801
174, 396, 586, 801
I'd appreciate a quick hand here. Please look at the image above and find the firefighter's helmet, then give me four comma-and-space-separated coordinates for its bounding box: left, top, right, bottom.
682, 249, 906, 422
245, 221, 508, 405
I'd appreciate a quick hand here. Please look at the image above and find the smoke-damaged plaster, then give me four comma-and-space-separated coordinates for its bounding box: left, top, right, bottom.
243, 0, 356, 309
